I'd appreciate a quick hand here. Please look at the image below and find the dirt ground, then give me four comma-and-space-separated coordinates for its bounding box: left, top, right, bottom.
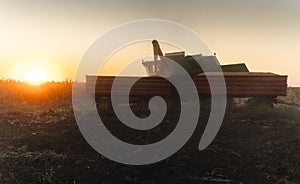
0, 84, 300, 184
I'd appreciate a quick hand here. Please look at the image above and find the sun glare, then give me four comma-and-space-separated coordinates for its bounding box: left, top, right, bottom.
24, 67, 48, 85
10, 59, 62, 84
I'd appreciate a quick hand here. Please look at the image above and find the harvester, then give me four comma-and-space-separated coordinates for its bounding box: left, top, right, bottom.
142, 40, 249, 77
86, 40, 287, 107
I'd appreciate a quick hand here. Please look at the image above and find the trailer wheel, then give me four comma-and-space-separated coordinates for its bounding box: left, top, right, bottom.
247, 96, 276, 108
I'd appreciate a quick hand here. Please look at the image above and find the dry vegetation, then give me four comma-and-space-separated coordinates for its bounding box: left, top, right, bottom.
0, 80, 72, 106
0, 81, 300, 184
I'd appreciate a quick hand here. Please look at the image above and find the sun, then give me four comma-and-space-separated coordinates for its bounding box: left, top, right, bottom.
10, 59, 62, 83
24, 67, 49, 85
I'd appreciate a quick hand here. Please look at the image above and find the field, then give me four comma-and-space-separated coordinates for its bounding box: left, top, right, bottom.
0, 80, 300, 183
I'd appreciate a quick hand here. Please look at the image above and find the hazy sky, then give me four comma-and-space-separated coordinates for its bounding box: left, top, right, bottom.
1, 0, 300, 85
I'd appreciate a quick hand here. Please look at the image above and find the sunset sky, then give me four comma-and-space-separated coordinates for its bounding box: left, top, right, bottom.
1, 0, 300, 86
